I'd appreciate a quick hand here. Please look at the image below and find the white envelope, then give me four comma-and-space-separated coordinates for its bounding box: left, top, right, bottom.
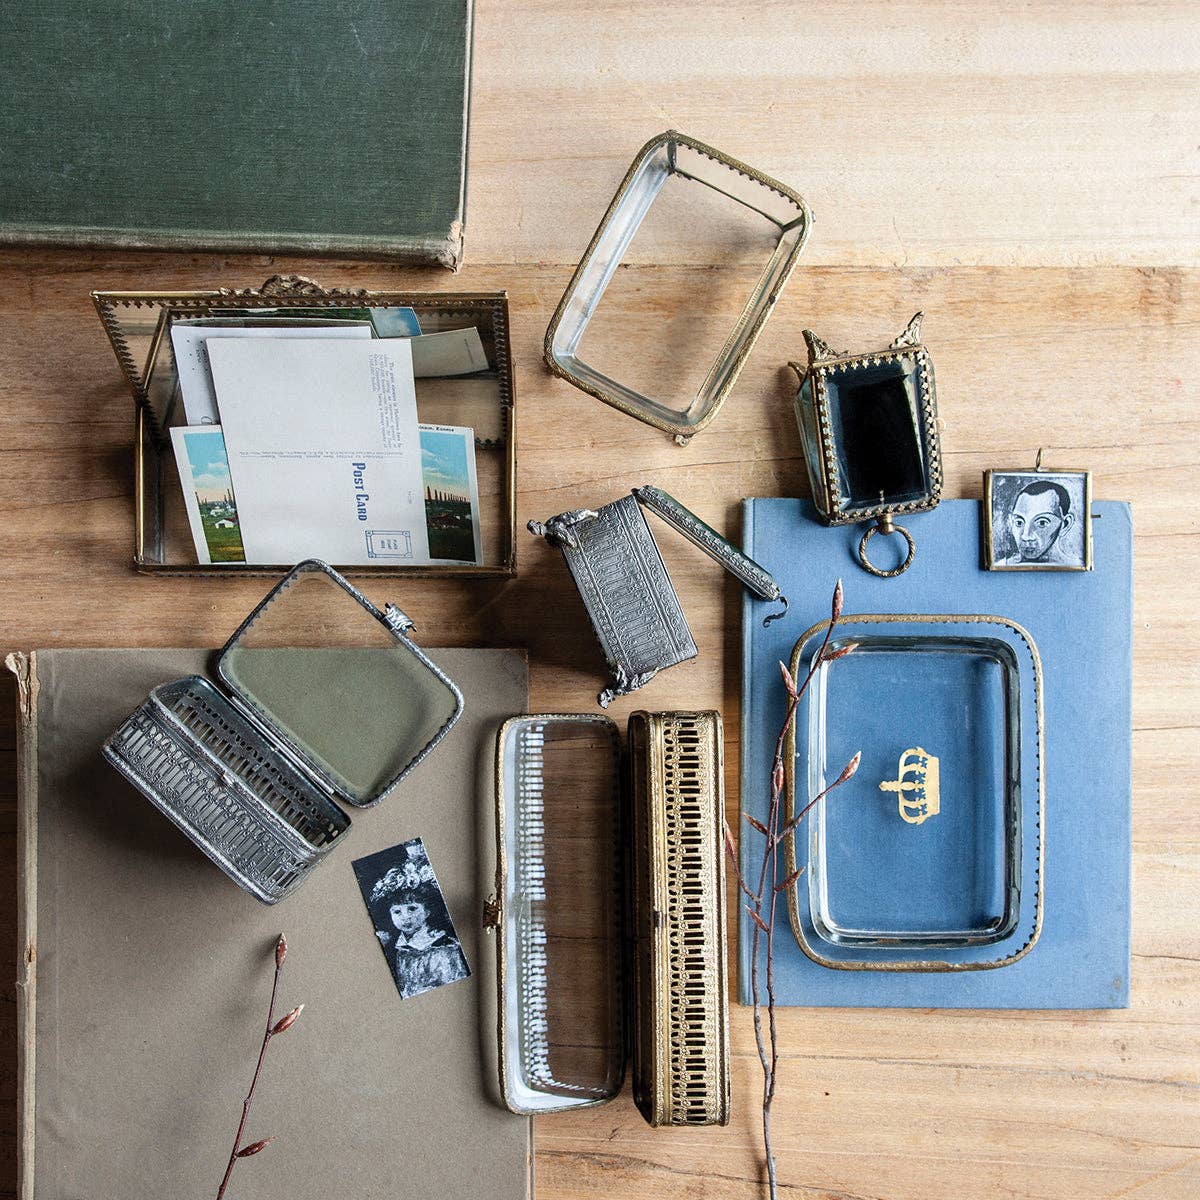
207, 338, 430, 565
171, 320, 373, 424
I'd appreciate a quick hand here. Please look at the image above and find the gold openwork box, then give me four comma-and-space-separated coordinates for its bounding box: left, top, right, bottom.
482, 710, 729, 1127
92, 274, 517, 577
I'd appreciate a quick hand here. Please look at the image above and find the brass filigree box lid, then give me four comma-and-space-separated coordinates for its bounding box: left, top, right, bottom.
483, 711, 729, 1127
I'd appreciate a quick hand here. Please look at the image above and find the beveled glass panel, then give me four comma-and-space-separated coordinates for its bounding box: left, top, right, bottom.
218, 563, 461, 806
825, 358, 932, 513
499, 716, 624, 1114
799, 629, 1022, 948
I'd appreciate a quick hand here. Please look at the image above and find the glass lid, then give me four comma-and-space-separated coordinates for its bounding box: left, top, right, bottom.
496, 715, 625, 1114
217, 561, 462, 807
785, 615, 1044, 968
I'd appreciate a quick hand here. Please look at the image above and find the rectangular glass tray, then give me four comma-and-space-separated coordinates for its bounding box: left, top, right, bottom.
783, 614, 1044, 972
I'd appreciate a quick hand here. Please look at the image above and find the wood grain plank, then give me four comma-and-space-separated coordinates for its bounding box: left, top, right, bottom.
0, 249, 1196, 1200
468, 1, 1200, 268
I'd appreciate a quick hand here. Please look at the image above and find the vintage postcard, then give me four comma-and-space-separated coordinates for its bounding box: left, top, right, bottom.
410, 326, 489, 377
352, 838, 470, 1001
418, 424, 483, 565
170, 318, 373, 425
207, 337, 429, 565
170, 424, 245, 564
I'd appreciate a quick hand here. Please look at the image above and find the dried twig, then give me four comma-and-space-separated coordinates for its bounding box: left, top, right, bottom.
726, 582, 861, 1199
215, 935, 304, 1200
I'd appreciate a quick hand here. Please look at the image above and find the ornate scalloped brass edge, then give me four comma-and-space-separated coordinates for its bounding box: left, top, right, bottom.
543, 130, 812, 442
782, 613, 1045, 972
797, 344, 941, 526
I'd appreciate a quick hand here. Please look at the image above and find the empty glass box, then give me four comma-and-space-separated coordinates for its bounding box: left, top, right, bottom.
103, 560, 463, 902
92, 274, 516, 576
544, 130, 811, 444
783, 615, 1044, 971
484, 711, 729, 1126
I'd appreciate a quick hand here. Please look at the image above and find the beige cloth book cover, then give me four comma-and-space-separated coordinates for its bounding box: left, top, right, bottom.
6, 647, 531, 1200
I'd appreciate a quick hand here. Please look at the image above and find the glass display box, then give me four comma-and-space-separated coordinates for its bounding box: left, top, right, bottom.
545, 130, 812, 444
483, 711, 729, 1126
790, 314, 942, 577
783, 614, 1044, 971
92, 274, 517, 577
103, 561, 463, 903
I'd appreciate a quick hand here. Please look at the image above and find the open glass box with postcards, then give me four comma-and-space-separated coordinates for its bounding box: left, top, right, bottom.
480, 711, 730, 1127
92, 274, 516, 577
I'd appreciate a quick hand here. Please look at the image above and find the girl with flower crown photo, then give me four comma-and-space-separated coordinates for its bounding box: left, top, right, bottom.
353, 838, 470, 1000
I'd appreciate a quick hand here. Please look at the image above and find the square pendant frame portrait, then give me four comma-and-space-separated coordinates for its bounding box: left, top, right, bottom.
983, 467, 1094, 572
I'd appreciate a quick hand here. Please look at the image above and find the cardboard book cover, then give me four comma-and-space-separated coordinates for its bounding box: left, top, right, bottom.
739, 499, 1133, 1009
6, 646, 531, 1200
0, 1, 474, 267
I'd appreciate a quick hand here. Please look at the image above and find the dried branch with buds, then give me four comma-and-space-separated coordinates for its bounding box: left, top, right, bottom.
726, 581, 861, 1200
215, 934, 304, 1200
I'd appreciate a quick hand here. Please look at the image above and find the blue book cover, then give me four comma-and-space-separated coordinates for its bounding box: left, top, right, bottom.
739, 499, 1132, 1008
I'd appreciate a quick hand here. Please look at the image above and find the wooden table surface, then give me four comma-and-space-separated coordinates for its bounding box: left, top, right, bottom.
1, 3, 1197, 1197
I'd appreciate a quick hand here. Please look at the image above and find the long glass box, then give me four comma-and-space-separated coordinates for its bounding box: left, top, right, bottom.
482, 711, 730, 1127
93, 274, 517, 577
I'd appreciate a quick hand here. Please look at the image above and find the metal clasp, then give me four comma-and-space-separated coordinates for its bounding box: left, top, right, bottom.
382, 603, 415, 634
858, 513, 916, 578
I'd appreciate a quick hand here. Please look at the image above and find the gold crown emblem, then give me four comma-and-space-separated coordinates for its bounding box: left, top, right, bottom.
878, 747, 940, 825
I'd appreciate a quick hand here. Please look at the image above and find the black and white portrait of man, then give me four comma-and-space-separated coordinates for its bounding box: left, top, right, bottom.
985, 469, 1092, 571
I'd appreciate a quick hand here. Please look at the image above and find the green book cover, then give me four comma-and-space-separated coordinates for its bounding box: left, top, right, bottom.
0, 1, 473, 266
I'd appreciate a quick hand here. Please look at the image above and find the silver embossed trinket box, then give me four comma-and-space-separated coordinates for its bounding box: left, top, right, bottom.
103, 560, 463, 903
529, 485, 785, 705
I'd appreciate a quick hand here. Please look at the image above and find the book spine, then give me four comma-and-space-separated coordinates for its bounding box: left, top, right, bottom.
4, 652, 37, 1200
737, 502, 755, 1006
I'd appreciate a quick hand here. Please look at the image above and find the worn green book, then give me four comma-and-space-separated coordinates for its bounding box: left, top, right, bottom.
0, 1, 474, 266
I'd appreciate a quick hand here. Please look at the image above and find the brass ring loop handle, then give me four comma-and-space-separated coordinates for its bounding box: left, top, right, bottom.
858, 518, 915, 578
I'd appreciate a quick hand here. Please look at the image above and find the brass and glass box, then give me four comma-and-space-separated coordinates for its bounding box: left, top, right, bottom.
783, 614, 1044, 972
483, 711, 729, 1127
790, 315, 942, 576
103, 561, 463, 903
92, 274, 516, 577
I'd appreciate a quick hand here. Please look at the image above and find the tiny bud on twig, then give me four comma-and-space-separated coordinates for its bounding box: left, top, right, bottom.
275, 935, 287, 968
835, 752, 862, 786
236, 1137, 275, 1158
771, 760, 785, 798
775, 867, 804, 894
746, 906, 770, 934
744, 813, 769, 837
270, 1004, 304, 1036
778, 660, 798, 698
820, 641, 859, 665
831, 578, 844, 623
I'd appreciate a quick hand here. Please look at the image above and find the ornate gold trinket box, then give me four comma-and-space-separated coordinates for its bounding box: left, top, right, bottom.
790, 314, 942, 577
482, 710, 729, 1126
